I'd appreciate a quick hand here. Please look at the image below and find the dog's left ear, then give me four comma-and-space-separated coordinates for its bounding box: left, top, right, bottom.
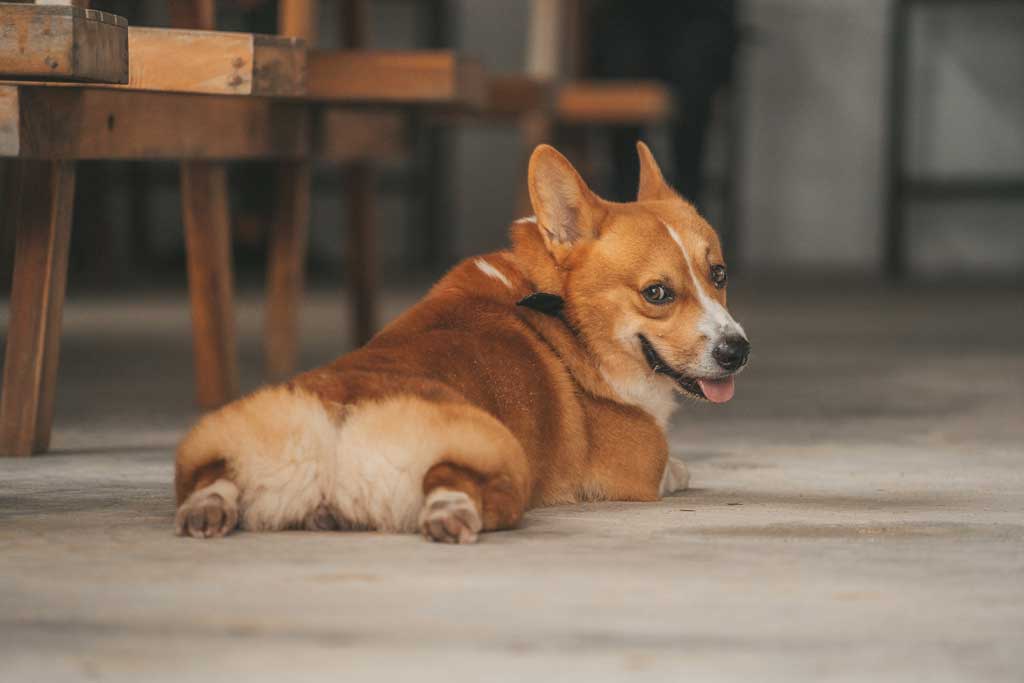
528, 145, 602, 245
636, 141, 679, 202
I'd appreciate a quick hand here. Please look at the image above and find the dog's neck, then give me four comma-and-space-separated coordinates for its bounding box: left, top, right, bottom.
507, 222, 675, 427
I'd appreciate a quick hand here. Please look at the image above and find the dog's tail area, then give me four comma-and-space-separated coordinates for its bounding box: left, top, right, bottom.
174, 385, 338, 505
174, 385, 344, 532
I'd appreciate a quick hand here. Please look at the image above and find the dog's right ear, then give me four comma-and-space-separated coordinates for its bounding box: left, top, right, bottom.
528, 145, 601, 245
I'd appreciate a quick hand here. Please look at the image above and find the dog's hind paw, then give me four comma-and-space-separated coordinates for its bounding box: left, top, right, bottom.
418, 489, 482, 544
175, 480, 239, 539
659, 458, 690, 497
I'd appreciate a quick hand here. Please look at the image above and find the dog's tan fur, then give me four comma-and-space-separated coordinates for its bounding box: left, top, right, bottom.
175, 142, 746, 543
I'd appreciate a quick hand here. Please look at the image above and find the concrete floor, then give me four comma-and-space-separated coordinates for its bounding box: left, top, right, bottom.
2, 281, 1023, 682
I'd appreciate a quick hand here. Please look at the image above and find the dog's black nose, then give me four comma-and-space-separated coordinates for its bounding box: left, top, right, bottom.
712, 336, 750, 372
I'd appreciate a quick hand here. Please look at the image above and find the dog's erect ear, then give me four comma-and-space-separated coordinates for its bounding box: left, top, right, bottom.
528, 145, 601, 244
636, 141, 678, 202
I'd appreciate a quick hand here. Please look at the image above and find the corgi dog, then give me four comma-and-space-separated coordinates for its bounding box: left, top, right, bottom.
174, 142, 749, 544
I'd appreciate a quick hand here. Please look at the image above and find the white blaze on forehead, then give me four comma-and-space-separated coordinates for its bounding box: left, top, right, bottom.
662, 223, 746, 340
474, 258, 512, 289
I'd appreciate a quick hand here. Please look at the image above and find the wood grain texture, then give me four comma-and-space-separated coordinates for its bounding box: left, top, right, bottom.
0, 84, 310, 160
264, 161, 311, 380
180, 162, 239, 409
556, 80, 674, 124
252, 35, 307, 96
128, 27, 250, 95
0, 3, 127, 83
0, 160, 75, 457
127, 28, 306, 96
307, 50, 485, 107
315, 108, 406, 162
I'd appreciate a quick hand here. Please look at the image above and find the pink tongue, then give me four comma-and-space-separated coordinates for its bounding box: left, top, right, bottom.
698, 376, 735, 403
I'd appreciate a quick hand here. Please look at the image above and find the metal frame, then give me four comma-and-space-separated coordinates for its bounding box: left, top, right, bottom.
884, 0, 1024, 279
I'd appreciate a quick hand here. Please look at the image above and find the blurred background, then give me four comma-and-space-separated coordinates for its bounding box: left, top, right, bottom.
3, 0, 1022, 299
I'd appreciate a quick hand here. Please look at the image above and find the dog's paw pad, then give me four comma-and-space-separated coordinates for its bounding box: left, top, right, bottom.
660, 458, 690, 496
175, 485, 239, 539
418, 489, 482, 544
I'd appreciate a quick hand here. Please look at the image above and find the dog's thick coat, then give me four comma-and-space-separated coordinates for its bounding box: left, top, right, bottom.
175, 143, 747, 543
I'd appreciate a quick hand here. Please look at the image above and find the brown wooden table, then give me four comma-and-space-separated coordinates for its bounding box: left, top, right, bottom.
0, 0, 483, 457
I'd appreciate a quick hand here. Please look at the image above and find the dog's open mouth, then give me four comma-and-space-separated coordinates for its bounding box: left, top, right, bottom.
638, 335, 735, 403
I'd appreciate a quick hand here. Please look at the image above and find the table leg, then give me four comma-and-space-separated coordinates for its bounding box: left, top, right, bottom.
264, 161, 310, 380
346, 163, 376, 347
0, 160, 76, 457
180, 162, 238, 410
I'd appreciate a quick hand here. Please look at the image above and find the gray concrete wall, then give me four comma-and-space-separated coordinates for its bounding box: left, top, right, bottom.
451, 0, 1024, 276
741, 0, 889, 272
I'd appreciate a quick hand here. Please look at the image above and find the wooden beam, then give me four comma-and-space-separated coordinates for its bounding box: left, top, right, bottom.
316, 108, 406, 162
307, 50, 486, 108
252, 33, 307, 96
0, 3, 127, 84
0, 84, 310, 160
0, 160, 76, 457
0, 84, 405, 162
556, 81, 673, 124
0, 29, 306, 97
126, 28, 306, 96
482, 74, 551, 119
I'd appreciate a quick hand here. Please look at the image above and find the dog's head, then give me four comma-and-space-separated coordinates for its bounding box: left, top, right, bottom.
522, 142, 749, 413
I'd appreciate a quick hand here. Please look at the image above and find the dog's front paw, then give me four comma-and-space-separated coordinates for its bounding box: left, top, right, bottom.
418, 489, 482, 544
175, 481, 239, 539
659, 458, 690, 497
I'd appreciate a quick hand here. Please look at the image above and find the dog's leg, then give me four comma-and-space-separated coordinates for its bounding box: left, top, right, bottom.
418, 479, 482, 545
578, 402, 668, 502
174, 386, 338, 537
176, 476, 240, 539
419, 459, 529, 544
659, 458, 690, 497
415, 407, 532, 544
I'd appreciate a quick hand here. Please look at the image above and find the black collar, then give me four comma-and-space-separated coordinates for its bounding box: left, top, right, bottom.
516, 292, 564, 318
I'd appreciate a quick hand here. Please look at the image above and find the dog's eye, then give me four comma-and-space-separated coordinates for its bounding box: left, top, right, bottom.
710, 265, 728, 289
642, 284, 674, 304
